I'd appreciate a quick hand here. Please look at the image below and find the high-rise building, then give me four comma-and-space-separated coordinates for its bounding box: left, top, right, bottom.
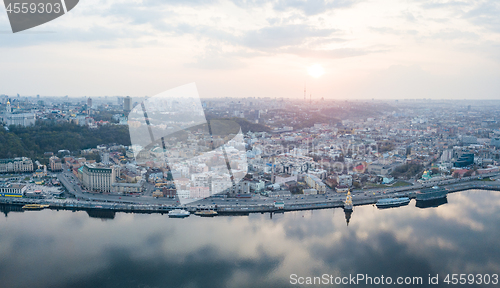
87, 97, 92, 109
491, 138, 500, 148
81, 163, 120, 193
123, 96, 132, 113
49, 156, 62, 171
454, 153, 474, 168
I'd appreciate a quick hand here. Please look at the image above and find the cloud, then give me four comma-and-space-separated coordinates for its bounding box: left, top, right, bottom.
232, 0, 361, 15
185, 46, 247, 70
419, 1, 500, 34
401, 10, 418, 22
281, 47, 380, 59
463, 2, 500, 33
48, 245, 283, 288
240, 24, 339, 49
427, 29, 479, 40
369, 26, 419, 36
310, 231, 435, 277
272, 0, 359, 15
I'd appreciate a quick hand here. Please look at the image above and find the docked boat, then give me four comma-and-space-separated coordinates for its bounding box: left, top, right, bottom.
376, 197, 410, 208
22, 204, 49, 210
194, 209, 218, 217
167, 209, 190, 218
416, 197, 448, 209
416, 186, 447, 201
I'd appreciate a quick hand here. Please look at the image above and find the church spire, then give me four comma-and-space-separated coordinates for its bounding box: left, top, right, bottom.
6, 99, 11, 113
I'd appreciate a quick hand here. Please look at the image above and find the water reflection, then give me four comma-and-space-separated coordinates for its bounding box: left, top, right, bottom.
1, 190, 500, 288
416, 197, 448, 209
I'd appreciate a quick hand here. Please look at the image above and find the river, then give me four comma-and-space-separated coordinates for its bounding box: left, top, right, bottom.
1, 189, 500, 287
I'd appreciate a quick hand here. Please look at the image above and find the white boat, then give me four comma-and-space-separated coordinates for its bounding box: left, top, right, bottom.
376, 197, 410, 208
168, 209, 190, 218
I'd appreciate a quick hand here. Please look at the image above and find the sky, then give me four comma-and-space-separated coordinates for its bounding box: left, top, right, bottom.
1, 0, 500, 100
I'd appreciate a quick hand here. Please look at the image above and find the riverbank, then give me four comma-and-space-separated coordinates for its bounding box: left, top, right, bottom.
2, 179, 500, 216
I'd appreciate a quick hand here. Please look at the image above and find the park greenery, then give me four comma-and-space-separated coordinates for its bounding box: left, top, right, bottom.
0, 116, 266, 163
0, 121, 131, 161
391, 163, 424, 179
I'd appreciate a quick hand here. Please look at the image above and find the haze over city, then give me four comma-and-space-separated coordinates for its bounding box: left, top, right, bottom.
1, 0, 500, 99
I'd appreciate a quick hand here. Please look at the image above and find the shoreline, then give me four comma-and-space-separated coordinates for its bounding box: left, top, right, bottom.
1, 178, 500, 216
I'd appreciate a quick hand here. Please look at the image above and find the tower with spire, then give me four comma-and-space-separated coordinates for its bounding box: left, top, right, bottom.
6, 99, 11, 114
343, 189, 353, 226
343, 189, 353, 211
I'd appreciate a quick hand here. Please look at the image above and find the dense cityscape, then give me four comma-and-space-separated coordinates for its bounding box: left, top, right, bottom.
1, 93, 500, 222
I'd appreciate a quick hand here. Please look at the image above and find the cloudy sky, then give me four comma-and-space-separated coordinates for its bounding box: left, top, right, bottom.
1, 0, 500, 99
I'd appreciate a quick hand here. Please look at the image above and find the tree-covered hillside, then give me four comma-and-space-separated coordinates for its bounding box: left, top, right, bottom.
0, 122, 131, 160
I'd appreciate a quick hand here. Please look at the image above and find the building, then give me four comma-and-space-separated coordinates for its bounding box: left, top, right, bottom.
2, 113, 36, 126
190, 186, 210, 198
441, 149, 453, 163
234, 180, 250, 195
462, 135, 477, 145
491, 138, 500, 148
249, 180, 265, 192
273, 174, 297, 185
160, 186, 177, 198
49, 156, 62, 171
304, 173, 326, 194
267, 190, 292, 197
335, 185, 349, 193
0, 183, 27, 197
367, 163, 394, 176
0, 157, 34, 173
81, 163, 120, 193
0, 99, 36, 127
124, 96, 132, 112
454, 153, 474, 168
303, 188, 317, 195
337, 174, 353, 187
101, 152, 110, 165
111, 182, 142, 194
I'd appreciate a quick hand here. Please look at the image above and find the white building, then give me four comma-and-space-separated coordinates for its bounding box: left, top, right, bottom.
0, 157, 34, 173
337, 174, 353, 187
0, 183, 27, 197
305, 173, 326, 194
1, 100, 35, 127
49, 156, 62, 171
111, 182, 142, 194
81, 163, 120, 193
303, 188, 317, 195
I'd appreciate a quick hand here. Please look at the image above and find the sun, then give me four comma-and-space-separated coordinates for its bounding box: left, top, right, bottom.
307, 64, 325, 78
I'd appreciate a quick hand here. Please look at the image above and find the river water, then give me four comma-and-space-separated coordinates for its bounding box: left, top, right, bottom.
1, 190, 500, 288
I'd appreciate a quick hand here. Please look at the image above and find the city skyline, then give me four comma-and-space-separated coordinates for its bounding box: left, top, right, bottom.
0, 0, 499, 99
